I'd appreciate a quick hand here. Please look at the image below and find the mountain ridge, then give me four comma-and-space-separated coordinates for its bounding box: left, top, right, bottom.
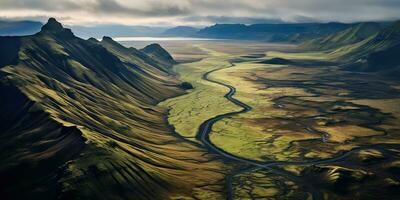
301, 22, 383, 50
162, 26, 199, 37
0, 18, 225, 200
339, 21, 400, 76
298, 21, 400, 77
192, 22, 355, 41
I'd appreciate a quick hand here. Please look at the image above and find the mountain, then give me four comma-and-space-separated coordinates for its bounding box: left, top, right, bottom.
0, 18, 223, 200
196, 22, 354, 41
299, 21, 400, 77
337, 21, 400, 76
198, 23, 248, 38
162, 26, 199, 37
99, 36, 174, 73
0, 20, 42, 36
301, 22, 383, 50
141, 43, 176, 67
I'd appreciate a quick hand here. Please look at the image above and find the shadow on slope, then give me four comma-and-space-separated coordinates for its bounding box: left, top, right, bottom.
0, 18, 227, 200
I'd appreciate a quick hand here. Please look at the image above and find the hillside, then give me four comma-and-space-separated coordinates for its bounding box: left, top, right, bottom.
0, 20, 42, 36
298, 21, 400, 77
196, 22, 354, 41
0, 18, 225, 200
141, 43, 176, 68
301, 22, 382, 50
331, 21, 400, 76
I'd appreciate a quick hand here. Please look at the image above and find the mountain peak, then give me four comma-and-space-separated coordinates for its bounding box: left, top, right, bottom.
41, 18, 63, 32
141, 43, 176, 66
144, 43, 163, 49
40, 18, 74, 38
102, 36, 114, 42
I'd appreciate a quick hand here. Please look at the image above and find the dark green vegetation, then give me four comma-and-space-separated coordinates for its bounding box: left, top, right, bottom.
301, 22, 383, 50
0, 20, 42, 36
179, 82, 194, 90
301, 21, 400, 77
0, 18, 227, 200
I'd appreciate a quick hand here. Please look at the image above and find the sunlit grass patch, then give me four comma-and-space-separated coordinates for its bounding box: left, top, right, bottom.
159, 47, 241, 140
316, 125, 384, 143
266, 51, 329, 60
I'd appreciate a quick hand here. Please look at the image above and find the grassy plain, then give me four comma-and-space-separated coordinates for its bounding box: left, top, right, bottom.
159, 40, 400, 161
159, 46, 240, 140
204, 51, 400, 162
158, 40, 400, 199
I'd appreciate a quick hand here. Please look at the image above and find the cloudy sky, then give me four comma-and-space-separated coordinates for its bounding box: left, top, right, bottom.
1, 0, 400, 26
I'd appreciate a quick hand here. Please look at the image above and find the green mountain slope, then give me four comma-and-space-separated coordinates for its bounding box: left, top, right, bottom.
301, 22, 382, 50
332, 21, 400, 76
299, 21, 400, 77
0, 18, 225, 200
141, 43, 176, 68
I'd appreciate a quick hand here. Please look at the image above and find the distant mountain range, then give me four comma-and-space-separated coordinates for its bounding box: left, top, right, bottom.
0, 20, 42, 36
195, 22, 355, 41
0, 20, 377, 42
0, 20, 169, 38
1, 19, 399, 78
69, 25, 168, 38
162, 26, 200, 37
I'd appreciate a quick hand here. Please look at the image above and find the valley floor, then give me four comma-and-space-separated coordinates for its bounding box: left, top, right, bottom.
157, 41, 400, 199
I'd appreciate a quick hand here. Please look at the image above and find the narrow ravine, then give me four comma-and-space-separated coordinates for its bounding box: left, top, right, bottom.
195, 63, 394, 200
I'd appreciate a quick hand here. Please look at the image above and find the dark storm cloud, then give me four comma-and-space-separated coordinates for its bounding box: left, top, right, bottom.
0, 0, 399, 25
183, 16, 285, 24
0, 0, 81, 11
90, 0, 190, 16
0, 0, 189, 17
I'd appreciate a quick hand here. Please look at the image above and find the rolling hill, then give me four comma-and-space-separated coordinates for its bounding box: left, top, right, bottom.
301, 22, 383, 50
0, 18, 225, 200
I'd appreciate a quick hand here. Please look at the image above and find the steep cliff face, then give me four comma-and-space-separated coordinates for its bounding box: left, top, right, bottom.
0, 18, 225, 200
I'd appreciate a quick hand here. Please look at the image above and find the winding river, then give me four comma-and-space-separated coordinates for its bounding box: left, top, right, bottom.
195, 63, 394, 200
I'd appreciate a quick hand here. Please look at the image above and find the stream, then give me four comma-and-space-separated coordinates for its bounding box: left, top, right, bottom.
195, 63, 391, 200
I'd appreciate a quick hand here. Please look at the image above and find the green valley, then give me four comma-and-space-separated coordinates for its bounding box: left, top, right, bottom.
1, 3, 400, 199
156, 28, 400, 199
